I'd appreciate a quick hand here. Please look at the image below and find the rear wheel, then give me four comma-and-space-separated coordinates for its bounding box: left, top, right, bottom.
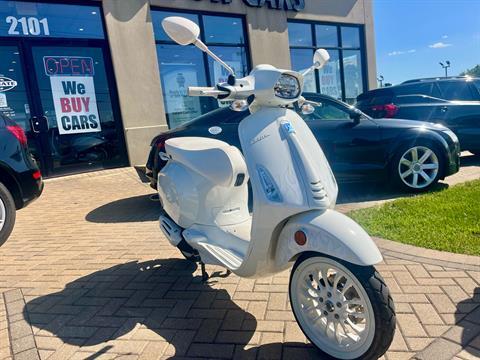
0, 182, 16, 247
289, 254, 395, 360
392, 142, 444, 192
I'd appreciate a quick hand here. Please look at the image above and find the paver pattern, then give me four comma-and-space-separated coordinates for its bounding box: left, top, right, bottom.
0, 167, 478, 360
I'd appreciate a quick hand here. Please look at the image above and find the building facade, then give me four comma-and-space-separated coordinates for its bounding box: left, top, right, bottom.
0, 0, 376, 177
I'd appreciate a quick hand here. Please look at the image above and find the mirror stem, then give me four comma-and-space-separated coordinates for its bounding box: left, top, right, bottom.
194, 39, 236, 77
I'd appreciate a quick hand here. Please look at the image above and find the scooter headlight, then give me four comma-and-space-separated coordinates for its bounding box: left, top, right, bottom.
274, 73, 301, 99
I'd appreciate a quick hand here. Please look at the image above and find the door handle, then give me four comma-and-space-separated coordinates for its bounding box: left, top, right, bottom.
29, 116, 49, 133
440, 106, 448, 113
39, 116, 50, 132
30, 116, 40, 133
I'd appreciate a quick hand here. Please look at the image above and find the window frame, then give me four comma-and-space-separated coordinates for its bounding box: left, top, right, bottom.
151, 7, 252, 128
288, 19, 368, 102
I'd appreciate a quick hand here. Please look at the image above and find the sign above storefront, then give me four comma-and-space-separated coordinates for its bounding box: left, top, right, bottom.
193, 0, 305, 12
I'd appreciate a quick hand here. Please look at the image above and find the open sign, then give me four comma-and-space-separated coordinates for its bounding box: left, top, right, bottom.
43, 56, 95, 77
0, 77, 18, 92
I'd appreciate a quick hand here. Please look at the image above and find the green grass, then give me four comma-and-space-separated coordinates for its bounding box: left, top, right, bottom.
348, 180, 480, 256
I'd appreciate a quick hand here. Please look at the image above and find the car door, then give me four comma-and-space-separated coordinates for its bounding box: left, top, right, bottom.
301, 97, 383, 182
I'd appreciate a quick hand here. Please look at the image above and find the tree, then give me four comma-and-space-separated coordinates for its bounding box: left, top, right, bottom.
460, 65, 480, 77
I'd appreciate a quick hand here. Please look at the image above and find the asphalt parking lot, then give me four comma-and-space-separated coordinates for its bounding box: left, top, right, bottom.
0, 155, 479, 360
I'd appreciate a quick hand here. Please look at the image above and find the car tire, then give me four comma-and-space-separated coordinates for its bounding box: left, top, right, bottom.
0, 182, 16, 247
391, 141, 444, 192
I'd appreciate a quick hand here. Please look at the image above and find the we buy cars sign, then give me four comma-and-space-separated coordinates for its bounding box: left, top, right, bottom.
44, 56, 101, 135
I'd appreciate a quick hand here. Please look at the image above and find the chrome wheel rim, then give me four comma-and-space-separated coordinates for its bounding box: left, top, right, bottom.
291, 257, 375, 359
398, 146, 439, 189
0, 197, 5, 232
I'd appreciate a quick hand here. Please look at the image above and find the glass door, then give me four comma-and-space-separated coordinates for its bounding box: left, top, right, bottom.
0, 41, 46, 167
28, 43, 127, 176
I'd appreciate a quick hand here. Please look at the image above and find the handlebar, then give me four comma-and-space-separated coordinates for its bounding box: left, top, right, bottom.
188, 86, 230, 98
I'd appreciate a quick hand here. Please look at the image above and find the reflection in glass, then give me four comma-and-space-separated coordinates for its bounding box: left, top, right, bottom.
341, 27, 360, 48
343, 50, 364, 104
315, 25, 338, 47
290, 48, 317, 93
31, 46, 125, 173
288, 22, 312, 47
203, 16, 244, 45
157, 44, 208, 129
317, 50, 342, 100
151, 11, 198, 42
0, 1, 104, 39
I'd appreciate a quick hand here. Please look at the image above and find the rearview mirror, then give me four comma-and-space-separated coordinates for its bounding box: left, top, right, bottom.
313, 49, 330, 69
350, 109, 362, 124
162, 16, 200, 46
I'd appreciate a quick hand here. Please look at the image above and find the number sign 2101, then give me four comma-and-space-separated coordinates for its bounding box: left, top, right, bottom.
6, 16, 50, 36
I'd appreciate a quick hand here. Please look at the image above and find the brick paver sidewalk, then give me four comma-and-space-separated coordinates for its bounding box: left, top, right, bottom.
0, 168, 478, 360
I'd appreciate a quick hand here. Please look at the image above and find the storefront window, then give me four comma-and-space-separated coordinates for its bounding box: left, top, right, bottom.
0, 1, 104, 39
152, 10, 249, 128
343, 50, 363, 103
288, 21, 366, 103
0, 2, 127, 177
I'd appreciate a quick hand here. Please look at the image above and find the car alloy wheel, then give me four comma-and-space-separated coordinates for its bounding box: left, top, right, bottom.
398, 146, 439, 189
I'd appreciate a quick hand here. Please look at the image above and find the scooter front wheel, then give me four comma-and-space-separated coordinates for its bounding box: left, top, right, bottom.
289, 254, 395, 360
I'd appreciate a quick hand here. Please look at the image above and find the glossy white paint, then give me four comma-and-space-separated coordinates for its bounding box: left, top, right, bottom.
157, 17, 382, 278
276, 209, 383, 268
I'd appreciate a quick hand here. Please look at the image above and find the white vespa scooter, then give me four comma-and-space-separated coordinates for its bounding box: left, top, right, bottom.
157, 17, 395, 360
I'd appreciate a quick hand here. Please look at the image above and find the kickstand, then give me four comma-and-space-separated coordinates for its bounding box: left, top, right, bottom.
200, 262, 209, 282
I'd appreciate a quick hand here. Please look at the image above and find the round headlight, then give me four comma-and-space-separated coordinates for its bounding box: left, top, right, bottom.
274, 74, 300, 99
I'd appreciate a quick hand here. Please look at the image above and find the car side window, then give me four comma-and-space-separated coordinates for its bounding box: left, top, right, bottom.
437, 81, 475, 100
301, 100, 352, 121
394, 83, 433, 97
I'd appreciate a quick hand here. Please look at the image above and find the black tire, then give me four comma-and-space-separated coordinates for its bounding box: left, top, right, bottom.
391, 140, 445, 192
0, 182, 16, 247
289, 253, 396, 360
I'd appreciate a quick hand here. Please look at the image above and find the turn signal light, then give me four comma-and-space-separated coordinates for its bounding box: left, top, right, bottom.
294, 230, 307, 246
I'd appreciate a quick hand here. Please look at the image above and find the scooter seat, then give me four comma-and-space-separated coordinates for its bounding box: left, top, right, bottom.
165, 137, 247, 187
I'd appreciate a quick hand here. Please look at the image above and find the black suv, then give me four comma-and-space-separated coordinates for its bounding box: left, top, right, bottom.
0, 115, 43, 245
356, 77, 480, 154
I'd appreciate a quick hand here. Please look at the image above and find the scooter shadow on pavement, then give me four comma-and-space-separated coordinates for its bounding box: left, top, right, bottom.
22, 259, 321, 359
85, 194, 161, 223
454, 287, 480, 357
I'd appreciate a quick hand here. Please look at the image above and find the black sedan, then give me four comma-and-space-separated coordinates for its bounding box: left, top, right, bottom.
146, 94, 460, 192
0, 115, 43, 245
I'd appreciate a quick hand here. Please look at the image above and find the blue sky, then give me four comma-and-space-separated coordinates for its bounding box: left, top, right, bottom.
374, 0, 480, 85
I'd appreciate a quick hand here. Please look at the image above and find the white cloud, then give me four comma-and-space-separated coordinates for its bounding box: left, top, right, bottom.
388, 49, 416, 56
429, 42, 452, 48
442, 35, 448, 39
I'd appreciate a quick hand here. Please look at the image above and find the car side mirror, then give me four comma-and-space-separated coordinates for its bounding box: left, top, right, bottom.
350, 110, 362, 124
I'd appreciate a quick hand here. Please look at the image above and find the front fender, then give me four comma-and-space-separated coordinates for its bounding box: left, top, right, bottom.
275, 209, 382, 268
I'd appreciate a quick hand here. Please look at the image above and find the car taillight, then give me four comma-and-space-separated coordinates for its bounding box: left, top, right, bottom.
6, 125, 28, 146
32, 170, 42, 180
371, 103, 398, 118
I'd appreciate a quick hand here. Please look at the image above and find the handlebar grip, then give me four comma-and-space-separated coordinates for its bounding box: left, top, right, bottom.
188, 86, 229, 98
